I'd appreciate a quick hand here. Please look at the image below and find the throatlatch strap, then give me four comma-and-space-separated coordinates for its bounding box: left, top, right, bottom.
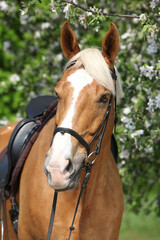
46, 191, 58, 240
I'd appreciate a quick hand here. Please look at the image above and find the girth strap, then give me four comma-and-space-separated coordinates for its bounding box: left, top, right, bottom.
54, 127, 90, 156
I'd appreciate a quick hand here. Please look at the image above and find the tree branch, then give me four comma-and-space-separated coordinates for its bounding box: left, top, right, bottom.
62, 0, 140, 19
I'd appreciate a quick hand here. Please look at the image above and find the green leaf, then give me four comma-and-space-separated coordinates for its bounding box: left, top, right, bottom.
142, 24, 149, 33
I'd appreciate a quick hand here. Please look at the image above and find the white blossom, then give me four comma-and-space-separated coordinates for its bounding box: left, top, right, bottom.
0, 1, 8, 11
140, 65, 155, 80
10, 74, 20, 83
145, 147, 153, 153
41, 22, 51, 30
155, 94, 160, 109
121, 116, 136, 130
139, 14, 146, 21
147, 43, 158, 54
86, 12, 92, 16
123, 107, 131, 115
20, 15, 28, 25
56, 53, 63, 61
131, 97, 138, 104
120, 150, 130, 159
50, 0, 56, 13
121, 31, 135, 40
146, 94, 160, 112
150, 0, 160, 9
120, 45, 126, 50
145, 120, 151, 128
94, 26, 100, 32
3, 41, 11, 51
89, 6, 100, 13
0, 118, 9, 126
131, 129, 144, 138
16, 112, 23, 121
79, 14, 87, 29
42, 73, 47, 78
19, 9, 25, 16
147, 37, 158, 54
136, 84, 141, 91
63, 0, 77, 18
63, 3, 70, 18
35, 31, 41, 39
121, 32, 131, 39
1, 81, 6, 86
150, 0, 156, 9
146, 98, 155, 112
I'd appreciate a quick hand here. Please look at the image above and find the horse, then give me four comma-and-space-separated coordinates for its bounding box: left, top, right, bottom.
0, 21, 124, 240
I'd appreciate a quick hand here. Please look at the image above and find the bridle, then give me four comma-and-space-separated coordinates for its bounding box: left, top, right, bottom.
45, 66, 117, 240
54, 94, 113, 156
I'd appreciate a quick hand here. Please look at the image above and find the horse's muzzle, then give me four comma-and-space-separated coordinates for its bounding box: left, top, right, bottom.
44, 157, 82, 191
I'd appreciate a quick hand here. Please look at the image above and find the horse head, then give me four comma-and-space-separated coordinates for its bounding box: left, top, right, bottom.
44, 21, 123, 191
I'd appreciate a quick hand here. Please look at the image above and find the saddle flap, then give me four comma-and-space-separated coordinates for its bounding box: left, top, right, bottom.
3, 118, 39, 187
8, 119, 38, 168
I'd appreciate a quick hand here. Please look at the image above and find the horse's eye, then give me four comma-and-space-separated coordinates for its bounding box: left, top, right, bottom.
99, 94, 109, 103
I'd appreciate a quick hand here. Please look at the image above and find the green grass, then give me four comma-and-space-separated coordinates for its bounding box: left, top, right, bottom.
119, 208, 160, 240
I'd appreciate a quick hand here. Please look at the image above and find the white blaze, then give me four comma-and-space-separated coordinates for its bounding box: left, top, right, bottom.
47, 69, 93, 173
60, 69, 93, 128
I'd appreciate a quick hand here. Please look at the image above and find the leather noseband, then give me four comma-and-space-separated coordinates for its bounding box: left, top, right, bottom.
54, 127, 90, 156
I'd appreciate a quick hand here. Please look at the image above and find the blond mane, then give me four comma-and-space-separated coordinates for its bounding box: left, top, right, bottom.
65, 48, 123, 104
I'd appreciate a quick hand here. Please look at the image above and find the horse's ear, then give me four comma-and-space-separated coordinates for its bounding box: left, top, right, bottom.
102, 23, 119, 68
61, 21, 80, 59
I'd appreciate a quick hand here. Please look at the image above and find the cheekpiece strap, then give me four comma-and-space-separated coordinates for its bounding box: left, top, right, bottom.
110, 67, 117, 81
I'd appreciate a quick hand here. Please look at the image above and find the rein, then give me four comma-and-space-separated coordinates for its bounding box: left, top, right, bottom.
46, 68, 117, 240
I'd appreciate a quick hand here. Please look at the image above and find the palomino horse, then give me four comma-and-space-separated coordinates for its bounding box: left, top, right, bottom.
0, 21, 124, 239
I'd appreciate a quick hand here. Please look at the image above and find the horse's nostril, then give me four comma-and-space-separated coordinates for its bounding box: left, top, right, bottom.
65, 159, 73, 173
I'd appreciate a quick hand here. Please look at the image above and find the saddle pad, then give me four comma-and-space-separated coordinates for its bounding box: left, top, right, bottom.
26, 95, 57, 118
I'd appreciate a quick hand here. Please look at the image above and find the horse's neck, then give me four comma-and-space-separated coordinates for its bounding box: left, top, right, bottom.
78, 135, 124, 240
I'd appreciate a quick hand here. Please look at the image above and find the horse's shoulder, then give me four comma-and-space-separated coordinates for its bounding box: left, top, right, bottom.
0, 122, 19, 151
0, 122, 18, 136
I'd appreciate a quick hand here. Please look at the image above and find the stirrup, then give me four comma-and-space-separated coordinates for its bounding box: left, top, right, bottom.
9, 194, 19, 234
0, 182, 5, 240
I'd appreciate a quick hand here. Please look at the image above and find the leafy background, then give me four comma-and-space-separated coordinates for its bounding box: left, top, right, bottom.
0, 0, 160, 238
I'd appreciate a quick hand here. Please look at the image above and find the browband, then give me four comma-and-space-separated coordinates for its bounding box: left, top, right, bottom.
66, 60, 117, 82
